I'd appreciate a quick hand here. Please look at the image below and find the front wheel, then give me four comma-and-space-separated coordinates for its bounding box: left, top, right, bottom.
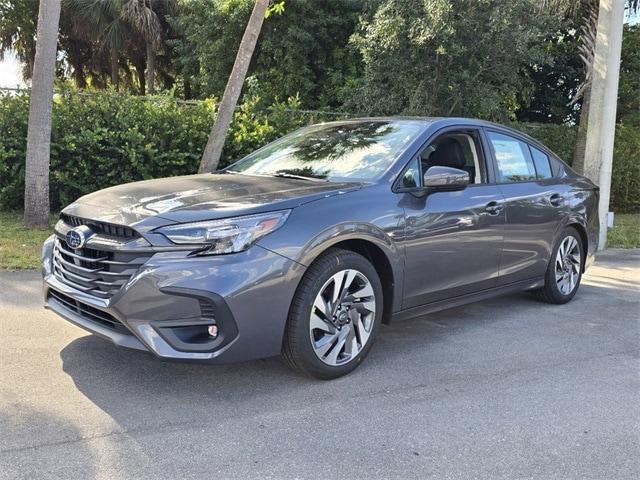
282, 248, 383, 379
533, 227, 584, 304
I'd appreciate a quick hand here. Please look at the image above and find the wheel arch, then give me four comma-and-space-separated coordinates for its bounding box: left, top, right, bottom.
291, 225, 402, 324
567, 222, 589, 273
327, 239, 396, 325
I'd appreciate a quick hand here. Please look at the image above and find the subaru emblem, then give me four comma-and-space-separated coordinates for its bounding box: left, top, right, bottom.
66, 225, 93, 249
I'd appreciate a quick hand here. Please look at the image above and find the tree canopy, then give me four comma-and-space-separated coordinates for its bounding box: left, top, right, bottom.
169, 0, 364, 107
347, 0, 564, 120
1, 0, 638, 123
618, 23, 639, 125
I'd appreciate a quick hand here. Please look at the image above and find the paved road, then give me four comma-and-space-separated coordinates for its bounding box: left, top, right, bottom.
1, 250, 638, 480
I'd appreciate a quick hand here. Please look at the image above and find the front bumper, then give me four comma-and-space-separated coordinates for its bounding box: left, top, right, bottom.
42, 236, 303, 363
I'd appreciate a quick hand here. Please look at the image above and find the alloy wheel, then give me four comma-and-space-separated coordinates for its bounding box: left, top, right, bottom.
309, 269, 376, 366
555, 236, 581, 295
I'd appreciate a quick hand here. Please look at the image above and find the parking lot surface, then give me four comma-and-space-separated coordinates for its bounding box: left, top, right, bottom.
1, 249, 638, 479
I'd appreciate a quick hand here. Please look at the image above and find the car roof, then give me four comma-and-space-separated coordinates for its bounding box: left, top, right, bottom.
317, 116, 516, 130
317, 116, 556, 158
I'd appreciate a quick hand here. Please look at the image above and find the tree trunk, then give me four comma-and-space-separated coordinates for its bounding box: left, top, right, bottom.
136, 63, 146, 95
582, 0, 625, 250
146, 41, 156, 94
184, 77, 192, 99
73, 66, 87, 90
24, 0, 61, 229
572, 84, 591, 174
198, 0, 269, 173
110, 50, 119, 89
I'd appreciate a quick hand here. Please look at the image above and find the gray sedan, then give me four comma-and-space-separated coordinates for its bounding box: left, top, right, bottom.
42, 118, 599, 379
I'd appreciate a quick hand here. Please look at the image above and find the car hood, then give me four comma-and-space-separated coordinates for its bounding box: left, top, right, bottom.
62, 173, 360, 229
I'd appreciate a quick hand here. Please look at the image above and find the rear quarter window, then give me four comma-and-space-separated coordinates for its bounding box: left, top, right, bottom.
529, 146, 553, 179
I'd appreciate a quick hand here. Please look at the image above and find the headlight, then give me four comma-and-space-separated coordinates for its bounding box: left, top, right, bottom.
157, 210, 291, 254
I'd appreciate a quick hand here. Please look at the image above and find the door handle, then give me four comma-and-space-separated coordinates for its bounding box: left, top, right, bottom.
485, 201, 503, 215
549, 193, 563, 207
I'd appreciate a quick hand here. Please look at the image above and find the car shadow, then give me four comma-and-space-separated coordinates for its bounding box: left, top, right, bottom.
58, 307, 453, 424
55, 282, 636, 476
58, 290, 537, 430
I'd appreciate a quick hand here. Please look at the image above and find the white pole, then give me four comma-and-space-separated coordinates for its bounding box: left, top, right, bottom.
582, 0, 625, 251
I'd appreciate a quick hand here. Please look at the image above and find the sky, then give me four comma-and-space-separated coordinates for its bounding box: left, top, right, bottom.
0, 51, 26, 88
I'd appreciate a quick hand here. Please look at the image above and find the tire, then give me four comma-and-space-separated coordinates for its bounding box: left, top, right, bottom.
532, 226, 584, 304
282, 248, 383, 380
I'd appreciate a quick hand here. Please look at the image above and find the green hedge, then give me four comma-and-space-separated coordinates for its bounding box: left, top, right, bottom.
513, 120, 639, 213
0, 91, 638, 212
510, 122, 577, 166
0, 91, 324, 211
610, 122, 640, 213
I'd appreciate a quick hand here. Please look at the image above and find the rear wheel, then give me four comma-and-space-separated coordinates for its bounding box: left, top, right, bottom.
533, 227, 584, 304
282, 248, 383, 379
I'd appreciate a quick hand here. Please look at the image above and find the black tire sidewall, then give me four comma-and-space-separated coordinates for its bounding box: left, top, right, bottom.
545, 227, 584, 303
286, 249, 384, 379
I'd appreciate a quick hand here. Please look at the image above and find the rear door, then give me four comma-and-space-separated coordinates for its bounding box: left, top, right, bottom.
485, 129, 568, 285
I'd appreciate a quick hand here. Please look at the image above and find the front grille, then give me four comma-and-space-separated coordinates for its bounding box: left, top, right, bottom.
49, 289, 130, 333
60, 213, 139, 239
52, 237, 151, 298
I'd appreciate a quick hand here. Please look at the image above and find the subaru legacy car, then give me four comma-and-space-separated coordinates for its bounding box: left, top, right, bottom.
42, 118, 598, 379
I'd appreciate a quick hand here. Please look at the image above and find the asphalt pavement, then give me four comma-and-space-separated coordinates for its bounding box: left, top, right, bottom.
1, 249, 638, 479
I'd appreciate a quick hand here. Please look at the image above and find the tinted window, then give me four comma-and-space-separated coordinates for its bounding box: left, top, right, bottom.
488, 132, 536, 183
530, 146, 553, 179
228, 121, 424, 182
421, 133, 483, 183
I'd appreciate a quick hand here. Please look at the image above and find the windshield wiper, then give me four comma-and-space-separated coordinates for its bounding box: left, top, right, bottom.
271, 173, 326, 182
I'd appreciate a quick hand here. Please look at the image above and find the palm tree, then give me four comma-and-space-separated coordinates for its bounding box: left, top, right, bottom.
23, 0, 61, 228
569, 0, 598, 174
122, 0, 162, 93
545, 0, 638, 174
0, 0, 39, 80
66, 0, 127, 88
59, 7, 115, 89
552, 0, 634, 250
65, 0, 164, 92
198, 0, 271, 173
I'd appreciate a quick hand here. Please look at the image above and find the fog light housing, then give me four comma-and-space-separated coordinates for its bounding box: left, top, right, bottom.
207, 325, 218, 338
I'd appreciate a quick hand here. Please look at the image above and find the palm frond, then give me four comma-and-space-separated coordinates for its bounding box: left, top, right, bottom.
540, 0, 580, 15
122, 0, 162, 46
569, 0, 599, 105
100, 17, 126, 51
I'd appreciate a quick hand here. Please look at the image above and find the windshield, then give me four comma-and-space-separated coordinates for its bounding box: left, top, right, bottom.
227, 121, 424, 182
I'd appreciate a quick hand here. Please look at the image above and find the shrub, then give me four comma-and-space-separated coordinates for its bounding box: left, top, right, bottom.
510, 122, 577, 166
0, 91, 637, 213
611, 122, 640, 213
0, 91, 321, 211
48, 92, 214, 210
0, 94, 30, 212
510, 121, 639, 213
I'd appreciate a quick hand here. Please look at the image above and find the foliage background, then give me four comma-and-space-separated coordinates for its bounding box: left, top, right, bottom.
0, 90, 341, 211
0, 90, 637, 213
0, 1, 638, 214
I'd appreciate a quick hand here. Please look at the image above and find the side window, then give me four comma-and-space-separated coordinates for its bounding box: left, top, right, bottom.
488, 131, 536, 183
530, 146, 553, 179
401, 157, 421, 188
420, 133, 483, 183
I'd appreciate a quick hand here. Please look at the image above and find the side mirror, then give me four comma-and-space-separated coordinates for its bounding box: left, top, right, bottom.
423, 166, 469, 190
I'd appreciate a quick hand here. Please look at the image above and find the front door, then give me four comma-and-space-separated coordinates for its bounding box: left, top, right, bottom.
400, 129, 505, 309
